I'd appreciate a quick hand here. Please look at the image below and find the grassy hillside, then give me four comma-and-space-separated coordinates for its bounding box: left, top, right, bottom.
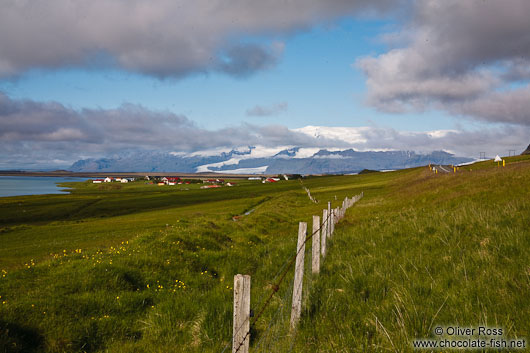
1, 158, 529, 352
290, 157, 530, 351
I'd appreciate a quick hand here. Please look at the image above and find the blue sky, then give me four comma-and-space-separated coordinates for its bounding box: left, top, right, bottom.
0, 17, 459, 131
0, 0, 529, 168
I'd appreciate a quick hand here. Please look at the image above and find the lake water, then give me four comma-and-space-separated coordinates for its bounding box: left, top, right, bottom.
0, 176, 88, 197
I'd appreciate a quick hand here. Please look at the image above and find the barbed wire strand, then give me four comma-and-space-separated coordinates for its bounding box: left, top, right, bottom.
222, 208, 332, 353
229, 194, 362, 353
254, 275, 295, 352
222, 193, 363, 353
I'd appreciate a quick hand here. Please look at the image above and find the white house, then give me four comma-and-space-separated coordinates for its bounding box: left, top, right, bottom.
104, 177, 112, 183
121, 178, 129, 183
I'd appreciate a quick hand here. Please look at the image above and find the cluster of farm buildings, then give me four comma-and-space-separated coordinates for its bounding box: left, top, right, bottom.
91, 175, 286, 187
92, 177, 135, 184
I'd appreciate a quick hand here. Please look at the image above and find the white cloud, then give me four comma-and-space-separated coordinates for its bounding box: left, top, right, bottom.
357, 0, 530, 125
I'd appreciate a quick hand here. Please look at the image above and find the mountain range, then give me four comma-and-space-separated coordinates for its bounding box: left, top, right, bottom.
70, 148, 472, 174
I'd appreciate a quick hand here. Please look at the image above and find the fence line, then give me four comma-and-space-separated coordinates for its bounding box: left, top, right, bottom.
226, 191, 364, 353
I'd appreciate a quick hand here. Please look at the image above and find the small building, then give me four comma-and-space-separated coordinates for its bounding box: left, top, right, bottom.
263, 178, 280, 183
92, 179, 104, 184
164, 177, 180, 185
121, 178, 129, 183
104, 177, 112, 183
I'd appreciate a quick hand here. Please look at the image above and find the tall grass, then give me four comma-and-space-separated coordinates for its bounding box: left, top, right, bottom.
1, 160, 529, 352
1, 174, 381, 352
287, 162, 530, 352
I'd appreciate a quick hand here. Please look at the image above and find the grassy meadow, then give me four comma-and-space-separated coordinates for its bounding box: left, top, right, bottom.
1, 157, 529, 352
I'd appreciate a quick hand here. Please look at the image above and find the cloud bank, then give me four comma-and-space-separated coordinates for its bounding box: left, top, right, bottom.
1, 93, 528, 169
357, 0, 530, 126
0, 92, 344, 168
0, 0, 398, 79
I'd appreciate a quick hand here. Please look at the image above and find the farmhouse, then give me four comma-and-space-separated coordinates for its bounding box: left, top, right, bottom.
163, 177, 180, 185
263, 178, 280, 183
104, 177, 113, 183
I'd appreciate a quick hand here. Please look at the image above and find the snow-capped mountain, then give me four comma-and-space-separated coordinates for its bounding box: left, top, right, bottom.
70, 148, 472, 174
69, 126, 473, 174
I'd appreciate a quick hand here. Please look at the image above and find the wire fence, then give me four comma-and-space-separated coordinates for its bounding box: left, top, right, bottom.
223, 191, 364, 353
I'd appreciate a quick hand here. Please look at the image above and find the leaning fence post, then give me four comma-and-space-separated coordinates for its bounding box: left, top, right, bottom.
290, 222, 306, 330
321, 209, 328, 257
327, 202, 332, 238
233, 274, 251, 353
312, 216, 320, 274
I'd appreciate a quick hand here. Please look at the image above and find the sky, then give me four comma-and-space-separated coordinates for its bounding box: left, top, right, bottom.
1, 0, 529, 169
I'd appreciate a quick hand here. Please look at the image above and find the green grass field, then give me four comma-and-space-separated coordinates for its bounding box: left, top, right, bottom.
1, 158, 529, 352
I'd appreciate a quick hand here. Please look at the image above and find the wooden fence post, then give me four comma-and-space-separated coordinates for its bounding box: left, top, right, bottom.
290, 222, 306, 330
233, 274, 251, 353
327, 202, 332, 238
330, 209, 335, 235
321, 209, 328, 257
312, 215, 320, 274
